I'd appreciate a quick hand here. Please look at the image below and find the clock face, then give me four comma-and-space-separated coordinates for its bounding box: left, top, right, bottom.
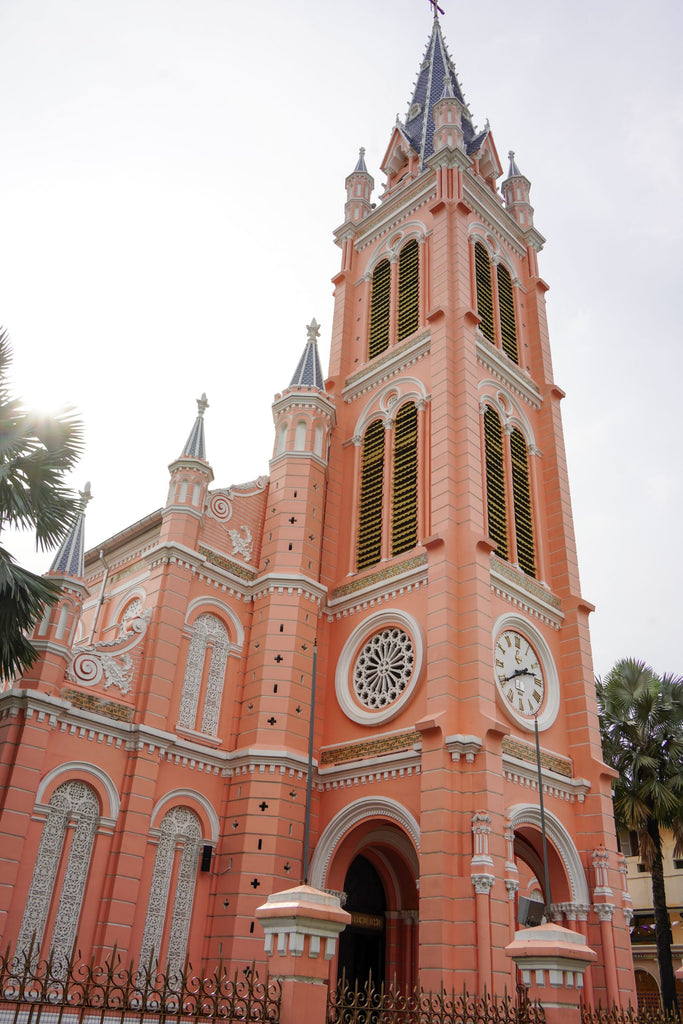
494, 629, 545, 718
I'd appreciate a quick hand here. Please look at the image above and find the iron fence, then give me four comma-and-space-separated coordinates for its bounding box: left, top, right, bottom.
0, 942, 280, 1024
327, 975, 546, 1024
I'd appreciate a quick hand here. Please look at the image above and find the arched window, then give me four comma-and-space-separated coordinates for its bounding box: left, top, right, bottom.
397, 240, 419, 343
294, 420, 307, 451
483, 407, 508, 559
276, 422, 287, 455
140, 805, 202, 972
483, 408, 537, 578
392, 403, 418, 556
497, 264, 519, 363
510, 428, 536, 577
369, 259, 391, 359
178, 613, 229, 736
17, 781, 99, 966
357, 420, 385, 570
474, 242, 495, 343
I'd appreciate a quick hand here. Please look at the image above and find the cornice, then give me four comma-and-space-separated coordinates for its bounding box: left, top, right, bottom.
252, 572, 327, 606
476, 335, 543, 410
84, 508, 163, 568
490, 556, 564, 629
503, 752, 590, 804
342, 331, 431, 402
463, 176, 529, 260
317, 747, 421, 791
351, 177, 436, 253
326, 553, 428, 619
271, 389, 336, 422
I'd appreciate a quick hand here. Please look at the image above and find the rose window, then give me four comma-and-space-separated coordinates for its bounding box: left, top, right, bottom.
353, 627, 415, 709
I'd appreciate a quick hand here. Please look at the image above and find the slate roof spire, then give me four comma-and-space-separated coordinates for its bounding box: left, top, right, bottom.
505, 150, 523, 180
402, 17, 487, 166
50, 482, 92, 578
181, 393, 209, 460
289, 320, 325, 391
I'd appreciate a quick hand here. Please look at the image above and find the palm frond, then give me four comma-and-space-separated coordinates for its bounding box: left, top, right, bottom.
0, 547, 62, 679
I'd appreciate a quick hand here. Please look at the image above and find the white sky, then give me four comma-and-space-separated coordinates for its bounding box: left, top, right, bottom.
1, 0, 681, 680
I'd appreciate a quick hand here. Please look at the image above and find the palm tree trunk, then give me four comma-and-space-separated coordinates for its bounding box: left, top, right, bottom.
647, 817, 678, 1015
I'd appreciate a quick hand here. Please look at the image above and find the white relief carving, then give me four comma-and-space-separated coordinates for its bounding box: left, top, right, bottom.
68, 610, 150, 695
140, 806, 201, 970
17, 781, 99, 965
472, 873, 495, 895
119, 599, 143, 636
593, 903, 616, 923
178, 614, 229, 735
209, 492, 233, 522
228, 525, 253, 562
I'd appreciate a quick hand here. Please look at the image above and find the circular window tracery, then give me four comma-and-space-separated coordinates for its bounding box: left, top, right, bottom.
353, 628, 414, 709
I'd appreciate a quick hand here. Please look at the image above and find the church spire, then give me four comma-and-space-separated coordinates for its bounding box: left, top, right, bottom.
402, 16, 485, 166
289, 320, 325, 391
49, 482, 92, 578
181, 393, 209, 460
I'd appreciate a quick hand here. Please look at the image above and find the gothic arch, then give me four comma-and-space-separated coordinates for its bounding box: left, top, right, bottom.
365, 222, 428, 275
17, 780, 100, 964
36, 761, 119, 826
309, 796, 420, 890
354, 378, 428, 440
185, 596, 245, 646
150, 789, 219, 843
478, 381, 536, 446
507, 803, 590, 905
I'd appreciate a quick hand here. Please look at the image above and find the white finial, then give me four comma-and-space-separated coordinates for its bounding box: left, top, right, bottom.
80, 481, 93, 506
359, 146, 365, 159
508, 150, 515, 160
197, 393, 209, 417
306, 319, 320, 343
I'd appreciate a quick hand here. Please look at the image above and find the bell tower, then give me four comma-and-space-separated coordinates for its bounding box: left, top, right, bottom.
313, 10, 635, 1004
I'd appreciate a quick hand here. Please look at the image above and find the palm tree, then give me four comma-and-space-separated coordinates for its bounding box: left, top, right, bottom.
596, 658, 683, 1015
0, 328, 83, 679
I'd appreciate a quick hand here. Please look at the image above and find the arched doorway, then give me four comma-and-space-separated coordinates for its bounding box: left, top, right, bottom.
635, 969, 660, 1013
310, 799, 420, 991
337, 855, 386, 990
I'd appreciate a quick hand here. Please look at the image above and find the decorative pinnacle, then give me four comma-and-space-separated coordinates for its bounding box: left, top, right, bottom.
197, 393, 209, 417
79, 481, 93, 507
306, 319, 320, 343
359, 146, 365, 159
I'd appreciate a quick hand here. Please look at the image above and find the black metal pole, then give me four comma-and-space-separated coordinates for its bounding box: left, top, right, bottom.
534, 715, 552, 919
302, 638, 317, 885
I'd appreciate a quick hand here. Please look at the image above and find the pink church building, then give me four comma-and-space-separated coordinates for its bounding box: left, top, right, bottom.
0, 12, 635, 1005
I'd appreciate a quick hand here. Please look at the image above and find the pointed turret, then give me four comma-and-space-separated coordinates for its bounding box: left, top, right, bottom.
21, 483, 92, 692
181, 392, 209, 460
289, 319, 325, 391
49, 482, 92, 578
162, 394, 214, 547
344, 148, 375, 226
501, 150, 535, 230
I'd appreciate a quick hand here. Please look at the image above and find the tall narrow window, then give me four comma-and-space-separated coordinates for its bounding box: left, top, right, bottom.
17, 781, 99, 966
483, 407, 508, 559
397, 240, 420, 342
178, 613, 229, 735
510, 428, 536, 577
357, 420, 385, 570
140, 806, 202, 973
475, 242, 494, 343
392, 403, 418, 556
497, 264, 519, 363
369, 259, 391, 359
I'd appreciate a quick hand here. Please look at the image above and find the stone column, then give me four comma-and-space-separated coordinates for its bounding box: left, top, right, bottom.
506, 923, 597, 1024
256, 885, 350, 1024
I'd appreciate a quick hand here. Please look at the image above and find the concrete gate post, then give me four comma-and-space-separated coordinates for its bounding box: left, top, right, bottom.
505, 923, 597, 1024
256, 885, 351, 1024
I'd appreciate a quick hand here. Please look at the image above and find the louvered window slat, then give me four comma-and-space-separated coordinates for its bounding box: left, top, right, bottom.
357, 420, 385, 570
510, 428, 536, 577
392, 403, 418, 556
369, 259, 391, 359
475, 242, 494, 343
497, 264, 519, 363
397, 240, 420, 342
484, 407, 508, 559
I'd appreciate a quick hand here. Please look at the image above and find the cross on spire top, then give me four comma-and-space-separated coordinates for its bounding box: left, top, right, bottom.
428, 0, 445, 17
